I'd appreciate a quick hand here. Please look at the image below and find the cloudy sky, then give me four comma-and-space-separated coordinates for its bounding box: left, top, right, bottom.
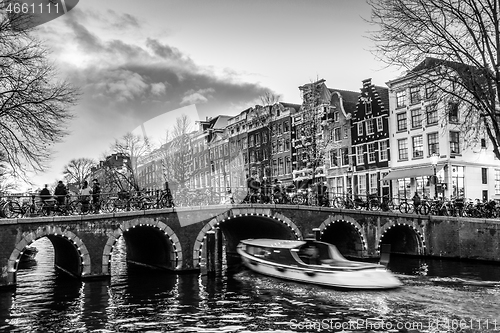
25, 0, 401, 190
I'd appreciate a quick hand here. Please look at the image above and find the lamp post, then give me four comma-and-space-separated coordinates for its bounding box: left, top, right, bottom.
347, 166, 354, 198
430, 153, 439, 199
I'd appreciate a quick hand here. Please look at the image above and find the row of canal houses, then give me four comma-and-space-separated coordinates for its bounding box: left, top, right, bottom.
137, 59, 499, 202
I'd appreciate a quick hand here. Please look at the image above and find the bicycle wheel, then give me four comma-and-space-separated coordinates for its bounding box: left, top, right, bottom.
4, 201, 21, 218
71, 201, 89, 215
370, 199, 381, 211
418, 203, 430, 215
399, 202, 414, 214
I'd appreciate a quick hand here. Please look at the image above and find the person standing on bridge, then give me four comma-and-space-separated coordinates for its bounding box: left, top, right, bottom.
79, 181, 92, 213
54, 181, 68, 206
39, 184, 52, 215
92, 179, 101, 214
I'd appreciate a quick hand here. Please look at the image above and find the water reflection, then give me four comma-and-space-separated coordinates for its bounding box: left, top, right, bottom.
4, 237, 500, 332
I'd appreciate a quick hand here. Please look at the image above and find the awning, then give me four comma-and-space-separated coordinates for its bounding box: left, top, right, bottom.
382, 165, 443, 180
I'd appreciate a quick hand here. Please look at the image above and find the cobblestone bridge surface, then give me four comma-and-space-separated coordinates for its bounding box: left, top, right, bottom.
1, 203, 499, 288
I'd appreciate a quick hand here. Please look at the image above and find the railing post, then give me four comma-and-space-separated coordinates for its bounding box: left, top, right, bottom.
312, 227, 321, 241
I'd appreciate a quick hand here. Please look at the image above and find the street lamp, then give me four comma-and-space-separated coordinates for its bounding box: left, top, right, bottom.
347, 166, 354, 198
430, 153, 439, 199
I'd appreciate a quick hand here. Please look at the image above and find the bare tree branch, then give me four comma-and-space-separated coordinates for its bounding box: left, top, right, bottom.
0, 6, 79, 180
367, 0, 500, 159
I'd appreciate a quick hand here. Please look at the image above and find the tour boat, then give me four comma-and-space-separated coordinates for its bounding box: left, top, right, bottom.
237, 238, 402, 290
20, 246, 38, 263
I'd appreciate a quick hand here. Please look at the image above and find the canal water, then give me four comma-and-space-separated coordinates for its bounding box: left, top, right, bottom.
1, 237, 500, 332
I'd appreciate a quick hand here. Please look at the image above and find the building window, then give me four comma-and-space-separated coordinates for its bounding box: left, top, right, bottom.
255, 133, 260, 146
397, 112, 407, 131
285, 156, 291, 174
411, 109, 422, 128
482, 168, 488, 184
449, 102, 459, 123
285, 139, 290, 151
334, 127, 341, 141
262, 132, 267, 144
249, 135, 254, 147
368, 143, 377, 163
329, 150, 338, 167
379, 140, 388, 161
412, 135, 423, 158
425, 83, 436, 99
357, 122, 364, 136
365, 102, 372, 115
272, 159, 277, 176
495, 169, 500, 195
334, 111, 339, 122
342, 148, 350, 166
278, 158, 284, 175
376, 117, 383, 132
366, 119, 375, 135
398, 138, 408, 160
427, 132, 439, 155
396, 90, 405, 108
356, 145, 365, 165
335, 176, 344, 196
450, 131, 460, 154
358, 174, 367, 196
410, 86, 421, 104
426, 103, 438, 125
283, 121, 289, 132
451, 165, 465, 198
481, 138, 487, 148
369, 173, 378, 195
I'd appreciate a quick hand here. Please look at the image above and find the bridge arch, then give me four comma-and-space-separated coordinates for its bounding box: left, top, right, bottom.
7, 227, 90, 284
102, 219, 183, 274
192, 208, 303, 268
377, 220, 426, 255
316, 214, 368, 257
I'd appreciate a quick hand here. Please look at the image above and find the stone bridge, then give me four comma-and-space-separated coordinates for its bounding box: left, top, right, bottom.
1, 203, 500, 288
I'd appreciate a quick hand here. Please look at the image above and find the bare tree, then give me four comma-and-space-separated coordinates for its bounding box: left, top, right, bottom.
367, 0, 500, 159
62, 158, 96, 188
110, 132, 151, 190
0, 5, 78, 180
163, 114, 193, 190
260, 90, 281, 106
0, 153, 18, 193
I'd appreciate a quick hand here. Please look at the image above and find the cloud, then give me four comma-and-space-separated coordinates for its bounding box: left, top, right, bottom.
151, 82, 168, 96
94, 69, 149, 102
106, 9, 141, 29
180, 88, 215, 105
36, 7, 272, 155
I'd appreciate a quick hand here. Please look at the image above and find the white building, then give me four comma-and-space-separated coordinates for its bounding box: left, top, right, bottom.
385, 58, 499, 201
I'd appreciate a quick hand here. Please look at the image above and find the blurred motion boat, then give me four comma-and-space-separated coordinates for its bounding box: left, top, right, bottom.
20, 246, 38, 263
237, 238, 402, 290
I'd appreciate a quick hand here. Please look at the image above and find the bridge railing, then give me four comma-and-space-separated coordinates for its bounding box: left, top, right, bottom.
1, 190, 499, 219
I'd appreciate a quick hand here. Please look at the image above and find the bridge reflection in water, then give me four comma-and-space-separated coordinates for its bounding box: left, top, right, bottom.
2, 236, 500, 333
